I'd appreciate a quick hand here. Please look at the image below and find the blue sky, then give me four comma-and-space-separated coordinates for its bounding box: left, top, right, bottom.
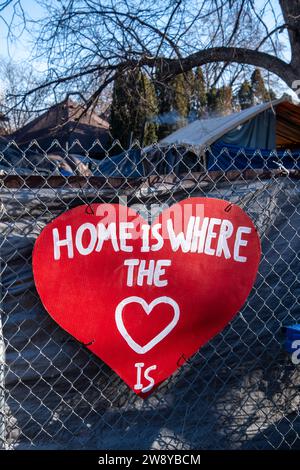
0, 0, 288, 63
0, 0, 295, 96
0, 0, 44, 64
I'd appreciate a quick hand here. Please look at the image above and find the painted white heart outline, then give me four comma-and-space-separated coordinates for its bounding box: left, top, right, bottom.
115, 296, 180, 354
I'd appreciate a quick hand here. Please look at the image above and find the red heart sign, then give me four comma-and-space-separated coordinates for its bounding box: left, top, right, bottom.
32, 198, 260, 397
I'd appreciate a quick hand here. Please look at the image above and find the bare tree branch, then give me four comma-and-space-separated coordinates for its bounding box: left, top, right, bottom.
2, 0, 300, 116
156, 47, 295, 86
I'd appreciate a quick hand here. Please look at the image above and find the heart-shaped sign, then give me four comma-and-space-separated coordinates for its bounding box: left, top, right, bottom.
33, 198, 261, 397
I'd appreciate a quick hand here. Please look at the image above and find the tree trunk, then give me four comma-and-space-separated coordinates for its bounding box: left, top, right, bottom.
280, 0, 300, 71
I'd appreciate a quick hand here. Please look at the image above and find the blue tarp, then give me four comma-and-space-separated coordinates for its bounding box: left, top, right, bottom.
208, 140, 300, 171
2, 135, 299, 176
221, 108, 276, 149
82, 147, 204, 177
285, 325, 300, 353
0, 139, 204, 177
93, 149, 143, 177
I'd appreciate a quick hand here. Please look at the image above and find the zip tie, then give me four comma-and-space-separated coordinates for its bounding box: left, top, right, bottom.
224, 203, 233, 212
177, 353, 188, 367
85, 204, 95, 215
78, 180, 95, 214
82, 339, 95, 346
273, 160, 290, 176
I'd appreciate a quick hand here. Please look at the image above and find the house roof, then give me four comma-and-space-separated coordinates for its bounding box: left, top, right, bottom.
8, 98, 111, 155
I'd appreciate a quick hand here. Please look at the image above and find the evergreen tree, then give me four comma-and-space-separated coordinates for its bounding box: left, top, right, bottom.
156, 73, 191, 118
207, 86, 232, 115
190, 67, 207, 119
110, 73, 129, 147
156, 72, 193, 139
140, 73, 158, 145
206, 86, 218, 114
268, 88, 277, 101
110, 69, 158, 147
237, 72, 276, 110
251, 68, 269, 104
155, 79, 174, 140
238, 80, 253, 109
172, 73, 191, 119
216, 86, 232, 115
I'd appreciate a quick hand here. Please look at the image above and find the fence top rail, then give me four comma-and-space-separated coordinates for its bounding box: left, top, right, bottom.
0, 169, 299, 189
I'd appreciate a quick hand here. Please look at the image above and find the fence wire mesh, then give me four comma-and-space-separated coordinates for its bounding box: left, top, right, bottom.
0, 139, 300, 450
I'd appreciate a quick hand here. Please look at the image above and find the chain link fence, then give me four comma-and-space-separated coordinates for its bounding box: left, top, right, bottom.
0, 139, 300, 450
